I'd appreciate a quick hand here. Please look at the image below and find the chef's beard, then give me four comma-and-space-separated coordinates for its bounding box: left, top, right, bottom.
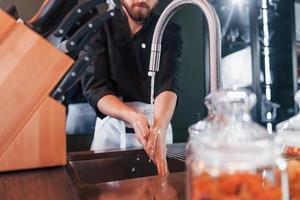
121, 1, 154, 23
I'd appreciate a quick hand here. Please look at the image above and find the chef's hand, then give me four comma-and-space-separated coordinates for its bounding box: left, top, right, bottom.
146, 126, 169, 176
128, 111, 150, 146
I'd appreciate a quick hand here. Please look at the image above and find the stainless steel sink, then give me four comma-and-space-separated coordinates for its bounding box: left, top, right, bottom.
67, 144, 186, 184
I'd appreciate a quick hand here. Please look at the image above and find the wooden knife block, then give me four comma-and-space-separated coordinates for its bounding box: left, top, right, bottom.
0, 10, 74, 172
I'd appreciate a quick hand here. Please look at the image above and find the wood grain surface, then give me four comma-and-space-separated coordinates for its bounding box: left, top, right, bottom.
0, 11, 73, 171
0, 10, 15, 41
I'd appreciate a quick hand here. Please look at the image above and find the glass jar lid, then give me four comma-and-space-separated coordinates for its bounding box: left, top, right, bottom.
189, 89, 272, 142
276, 90, 300, 148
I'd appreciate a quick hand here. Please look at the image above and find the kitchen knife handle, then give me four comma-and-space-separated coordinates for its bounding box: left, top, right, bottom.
53, 0, 107, 38
66, 10, 114, 53
51, 54, 93, 102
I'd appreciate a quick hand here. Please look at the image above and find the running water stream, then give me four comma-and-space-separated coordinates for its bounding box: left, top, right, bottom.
150, 74, 155, 126
148, 74, 156, 163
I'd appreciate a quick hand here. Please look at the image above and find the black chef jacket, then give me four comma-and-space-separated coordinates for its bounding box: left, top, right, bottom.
81, 8, 183, 118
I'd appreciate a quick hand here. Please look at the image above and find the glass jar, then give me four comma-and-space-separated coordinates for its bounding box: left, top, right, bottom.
187, 93, 214, 156
187, 89, 289, 200
276, 90, 300, 199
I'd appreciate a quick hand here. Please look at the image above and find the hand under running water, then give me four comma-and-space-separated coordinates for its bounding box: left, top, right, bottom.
145, 126, 169, 176
128, 111, 150, 147
130, 113, 168, 176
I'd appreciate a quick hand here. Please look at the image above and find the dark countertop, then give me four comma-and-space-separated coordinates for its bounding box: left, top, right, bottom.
0, 167, 81, 200
71, 171, 185, 200
0, 143, 187, 200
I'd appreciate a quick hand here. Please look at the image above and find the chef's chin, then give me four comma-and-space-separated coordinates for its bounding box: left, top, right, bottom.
131, 11, 149, 23
125, 6, 150, 23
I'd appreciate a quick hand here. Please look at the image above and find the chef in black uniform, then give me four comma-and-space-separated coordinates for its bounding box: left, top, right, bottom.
81, 0, 182, 175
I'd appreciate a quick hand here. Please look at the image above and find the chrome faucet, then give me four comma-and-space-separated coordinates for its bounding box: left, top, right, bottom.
148, 0, 222, 92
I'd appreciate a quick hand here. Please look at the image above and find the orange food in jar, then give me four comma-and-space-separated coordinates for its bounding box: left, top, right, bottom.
285, 147, 300, 158
191, 172, 281, 200
287, 160, 300, 200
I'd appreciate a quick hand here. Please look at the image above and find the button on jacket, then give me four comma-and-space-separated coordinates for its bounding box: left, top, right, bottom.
81, 8, 183, 118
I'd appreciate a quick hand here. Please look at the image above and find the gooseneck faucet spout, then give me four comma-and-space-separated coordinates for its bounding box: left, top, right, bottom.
148, 0, 222, 92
